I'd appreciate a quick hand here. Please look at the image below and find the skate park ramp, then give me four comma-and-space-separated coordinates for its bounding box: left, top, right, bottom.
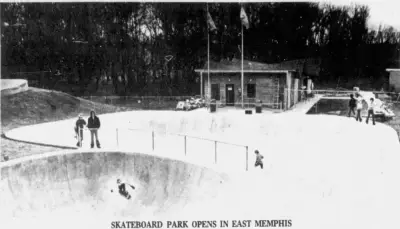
0, 151, 235, 228
3, 111, 400, 229
1, 79, 28, 96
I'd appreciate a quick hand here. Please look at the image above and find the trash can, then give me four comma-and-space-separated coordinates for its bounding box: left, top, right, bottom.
210, 99, 217, 113
255, 100, 262, 113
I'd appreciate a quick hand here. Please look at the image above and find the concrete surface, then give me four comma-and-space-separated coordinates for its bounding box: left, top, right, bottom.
2, 106, 400, 229
0, 151, 232, 228
4, 109, 400, 172
1, 79, 28, 96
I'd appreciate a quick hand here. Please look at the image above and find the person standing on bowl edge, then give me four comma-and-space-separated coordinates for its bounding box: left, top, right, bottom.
87, 110, 101, 148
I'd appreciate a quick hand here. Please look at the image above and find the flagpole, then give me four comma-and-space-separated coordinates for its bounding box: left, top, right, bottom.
207, 4, 211, 104
241, 24, 244, 109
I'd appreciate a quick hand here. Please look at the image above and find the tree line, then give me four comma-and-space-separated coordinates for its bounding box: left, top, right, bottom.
1, 2, 399, 95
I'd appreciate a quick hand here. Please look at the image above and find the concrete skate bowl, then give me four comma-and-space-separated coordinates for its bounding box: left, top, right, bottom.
0, 151, 239, 228
1, 79, 28, 96
3, 115, 400, 229
5, 110, 400, 171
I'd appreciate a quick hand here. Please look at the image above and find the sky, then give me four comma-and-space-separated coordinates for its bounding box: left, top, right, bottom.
25, 0, 400, 31
304, 0, 400, 30
204, 0, 400, 30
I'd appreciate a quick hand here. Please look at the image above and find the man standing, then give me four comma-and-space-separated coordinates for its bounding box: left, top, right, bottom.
366, 97, 376, 125
75, 114, 86, 147
348, 94, 356, 117
87, 110, 101, 148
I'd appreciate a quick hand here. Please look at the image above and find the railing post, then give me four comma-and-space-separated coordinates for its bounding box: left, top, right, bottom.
152, 131, 155, 151
246, 146, 249, 171
184, 135, 187, 156
116, 128, 119, 147
214, 141, 217, 164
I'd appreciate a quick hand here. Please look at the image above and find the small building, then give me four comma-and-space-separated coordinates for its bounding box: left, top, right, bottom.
386, 69, 400, 92
195, 59, 303, 110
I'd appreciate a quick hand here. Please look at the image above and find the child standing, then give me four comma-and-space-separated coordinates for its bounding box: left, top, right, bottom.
254, 150, 264, 169
74, 114, 86, 147
348, 94, 356, 117
355, 94, 363, 122
366, 97, 376, 125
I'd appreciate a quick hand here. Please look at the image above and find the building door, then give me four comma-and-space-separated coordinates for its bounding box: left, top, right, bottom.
225, 84, 235, 106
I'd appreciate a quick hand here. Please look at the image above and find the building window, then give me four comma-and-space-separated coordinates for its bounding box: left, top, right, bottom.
211, 84, 220, 100
247, 84, 256, 98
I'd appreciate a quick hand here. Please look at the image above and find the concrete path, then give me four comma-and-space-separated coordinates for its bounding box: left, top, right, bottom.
287, 95, 323, 114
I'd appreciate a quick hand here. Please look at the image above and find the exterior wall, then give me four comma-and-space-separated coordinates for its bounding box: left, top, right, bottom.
203, 73, 286, 108
290, 72, 296, 108
389, 71, 400, 92
293, 78, 299, 104
282, 71, 301, 110
286, 73, 291, 108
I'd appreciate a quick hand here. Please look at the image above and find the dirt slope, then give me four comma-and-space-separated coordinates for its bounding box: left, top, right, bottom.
1, 87, 127, 161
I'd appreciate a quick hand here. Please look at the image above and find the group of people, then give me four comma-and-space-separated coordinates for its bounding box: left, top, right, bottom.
348, 93, 376, 125
74, 110, 102, 148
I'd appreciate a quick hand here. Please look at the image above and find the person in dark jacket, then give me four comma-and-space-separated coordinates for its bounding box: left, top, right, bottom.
348, 94, 356, 117
115, 179, 136, 200
366, 97, 376, 125
74, 114, 86, 147
254, 149, 264, 169
87, 110, 101, 148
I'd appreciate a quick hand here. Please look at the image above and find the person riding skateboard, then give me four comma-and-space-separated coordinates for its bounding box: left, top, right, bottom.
115, 179, 136, 200
254, 149, 264, 169
87, 110, 101, 148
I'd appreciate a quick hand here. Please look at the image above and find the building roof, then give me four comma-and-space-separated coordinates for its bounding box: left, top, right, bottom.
386, 68, 400, 72
195, 58, 296, 73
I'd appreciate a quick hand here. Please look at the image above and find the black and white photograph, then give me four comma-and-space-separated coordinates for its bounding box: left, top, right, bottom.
1, 0, 400, 228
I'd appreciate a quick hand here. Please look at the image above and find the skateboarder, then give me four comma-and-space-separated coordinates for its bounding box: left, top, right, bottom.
87, 110, 101, 148
114, 179, 136, 200
366, 97, 376, 125
254, 149, 264, 169
348, 94, 356, 117
74, 114, 86, 147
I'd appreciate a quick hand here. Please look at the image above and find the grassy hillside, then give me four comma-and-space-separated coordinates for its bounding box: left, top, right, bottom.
1, 88, 129, 161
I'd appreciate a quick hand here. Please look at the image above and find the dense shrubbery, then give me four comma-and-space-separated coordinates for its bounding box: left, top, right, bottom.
1, 3, 399, 95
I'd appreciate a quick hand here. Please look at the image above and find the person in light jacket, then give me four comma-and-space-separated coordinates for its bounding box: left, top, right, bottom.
74, 114, 86, 147
87, 110, 101, 148
355, 93, 363, 122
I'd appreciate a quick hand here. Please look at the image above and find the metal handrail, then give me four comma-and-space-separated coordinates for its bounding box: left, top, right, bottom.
121, 126, 250, 171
